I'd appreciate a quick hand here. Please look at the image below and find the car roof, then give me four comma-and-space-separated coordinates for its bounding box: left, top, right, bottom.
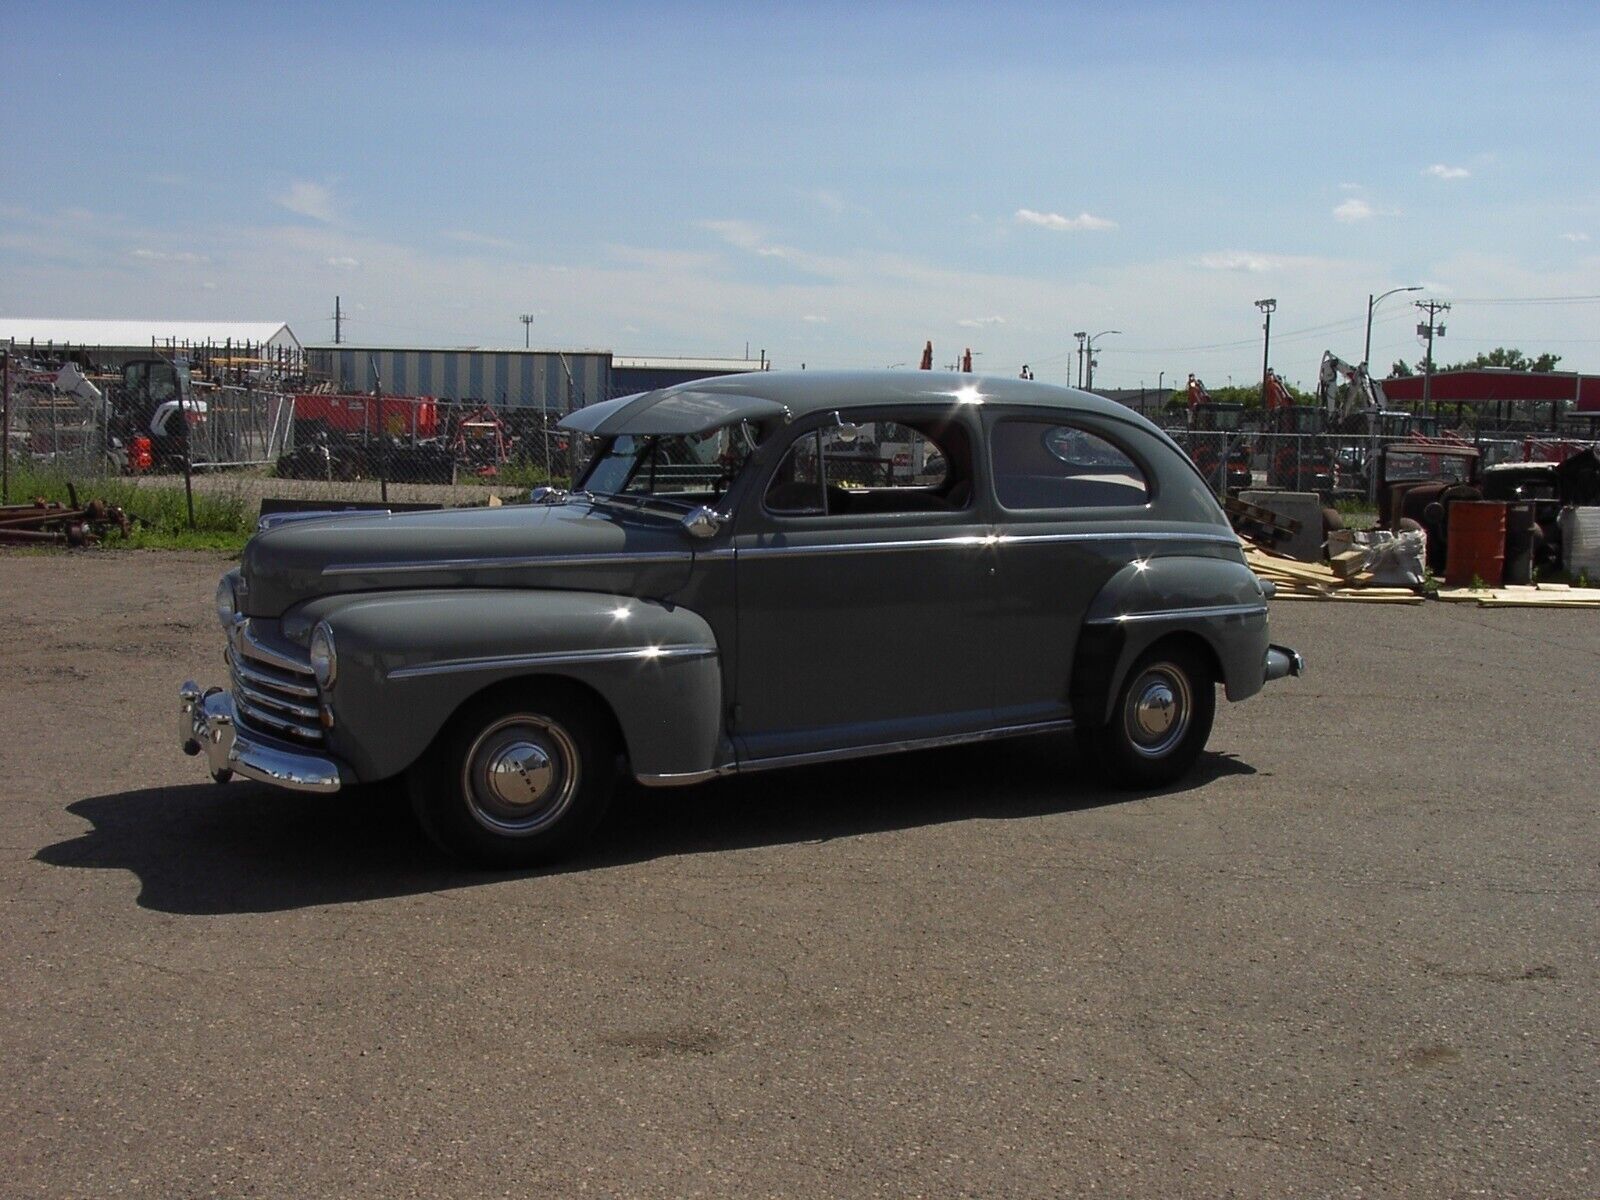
559, 370, 1156, 437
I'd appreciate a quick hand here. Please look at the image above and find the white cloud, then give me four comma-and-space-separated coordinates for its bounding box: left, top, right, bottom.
802, 314, 828, 323
275, 180, 336, 223
1015, 208, 1117, 232
130, 248, 209, 263
1339, 182, 1363, 191
1561, 232, 1590, 243
699, 218, 775, 253
1196, 251, 1282, 273
325, 256, 360, 268
812, 189, 846, 213
1333, 198, 1375, 223
957, 315, 1005, 328
1424, 164, 1470, 180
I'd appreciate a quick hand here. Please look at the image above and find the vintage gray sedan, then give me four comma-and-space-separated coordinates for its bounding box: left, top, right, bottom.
180, 372, 1302, 865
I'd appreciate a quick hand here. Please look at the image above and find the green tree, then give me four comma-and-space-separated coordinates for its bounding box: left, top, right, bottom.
1440, 347, 1563, 373
1389, 348, 1560, 377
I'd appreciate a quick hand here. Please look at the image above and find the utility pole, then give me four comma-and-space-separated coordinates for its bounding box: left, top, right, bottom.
334, 296, 343, 345
1255, 298, 1276, 406
520, 313, 535, 349
1073, 331, 1087, 388
1416, 299, 1450, 417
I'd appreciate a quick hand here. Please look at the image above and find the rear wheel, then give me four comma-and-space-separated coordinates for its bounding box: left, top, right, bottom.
1077, 643, 1216, 789
407, 686, 616, 867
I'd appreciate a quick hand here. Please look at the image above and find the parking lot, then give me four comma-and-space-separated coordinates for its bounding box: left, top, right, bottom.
3, 549, 1596, 1198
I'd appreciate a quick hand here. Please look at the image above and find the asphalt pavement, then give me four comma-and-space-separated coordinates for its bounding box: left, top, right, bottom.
2, 551, 1596, 1198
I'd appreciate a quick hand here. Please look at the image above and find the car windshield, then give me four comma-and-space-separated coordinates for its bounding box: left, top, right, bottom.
580, 421, 759, 502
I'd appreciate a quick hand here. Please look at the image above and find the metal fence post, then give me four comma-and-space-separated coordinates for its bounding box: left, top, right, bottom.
372, 357, 388, 504
1, 349, 9, 504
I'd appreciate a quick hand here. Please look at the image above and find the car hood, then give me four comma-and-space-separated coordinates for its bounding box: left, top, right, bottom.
240, 500, 695, 617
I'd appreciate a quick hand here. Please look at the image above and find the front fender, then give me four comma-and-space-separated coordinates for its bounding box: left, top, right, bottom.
291, 589, 724, 782
1074, 554, 1271, 724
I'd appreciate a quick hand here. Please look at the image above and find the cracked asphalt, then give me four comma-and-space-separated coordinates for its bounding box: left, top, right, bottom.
2, 550, 1596, 1198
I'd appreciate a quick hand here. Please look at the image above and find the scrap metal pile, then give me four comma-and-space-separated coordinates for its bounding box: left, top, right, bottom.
0, 498, 132, 547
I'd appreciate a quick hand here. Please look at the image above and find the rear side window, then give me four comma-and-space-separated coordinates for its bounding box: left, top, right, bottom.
991, 420, 1149, 510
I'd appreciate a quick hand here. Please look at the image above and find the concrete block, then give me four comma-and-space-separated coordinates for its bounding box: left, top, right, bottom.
1241, 490, 1324, 561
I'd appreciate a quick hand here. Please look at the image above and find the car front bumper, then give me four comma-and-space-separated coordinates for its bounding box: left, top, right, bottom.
179, 681, 344, 794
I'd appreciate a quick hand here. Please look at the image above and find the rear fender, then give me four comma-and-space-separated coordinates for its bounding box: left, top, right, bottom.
1074, 554, 1270, 724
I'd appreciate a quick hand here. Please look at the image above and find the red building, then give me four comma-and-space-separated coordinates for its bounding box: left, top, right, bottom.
1381, 369, 1600, 416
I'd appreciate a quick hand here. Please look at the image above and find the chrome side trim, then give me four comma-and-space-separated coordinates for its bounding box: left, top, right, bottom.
321, 550, 694, 577
725, 534, 994, 558
999, 529, 1241, 548
735, 529, 1240, 559
388, 643, 717, 681
738, 718, 1074, 773
635, 717, 1077, 786
1088, 602, 1268, 626
635, 767, 732, 787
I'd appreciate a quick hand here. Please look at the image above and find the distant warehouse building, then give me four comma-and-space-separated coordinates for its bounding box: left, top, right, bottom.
307, 346, 611, 411
0, 318, 302, 370
611, 355, 770, 395
305, 346, 770, 411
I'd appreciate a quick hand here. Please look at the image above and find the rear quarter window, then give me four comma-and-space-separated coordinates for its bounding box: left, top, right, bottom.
991, 419, 1150, 510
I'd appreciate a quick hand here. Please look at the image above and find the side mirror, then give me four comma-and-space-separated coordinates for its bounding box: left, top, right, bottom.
830, 411, 860, 445
681, 505, 723, 539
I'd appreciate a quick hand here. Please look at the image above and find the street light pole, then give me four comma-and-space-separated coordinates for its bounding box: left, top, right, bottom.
1084, 329, 1120, 392
1364, 286, 1422, 369
1255, 299, 1276, 405
1073, 331, 1087, 388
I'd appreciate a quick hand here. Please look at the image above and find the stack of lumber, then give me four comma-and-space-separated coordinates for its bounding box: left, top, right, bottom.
1436, 583, 1600, 609
1243, 545, 1424, 604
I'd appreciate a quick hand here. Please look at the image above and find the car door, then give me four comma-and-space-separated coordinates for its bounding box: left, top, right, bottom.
731, 406, 993, 765
984, 411, 1158, 727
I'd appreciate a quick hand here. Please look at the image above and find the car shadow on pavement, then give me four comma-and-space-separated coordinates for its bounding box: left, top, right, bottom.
35, 736, 1255, 915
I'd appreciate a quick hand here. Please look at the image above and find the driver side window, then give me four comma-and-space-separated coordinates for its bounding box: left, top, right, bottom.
763, 417, 970, 516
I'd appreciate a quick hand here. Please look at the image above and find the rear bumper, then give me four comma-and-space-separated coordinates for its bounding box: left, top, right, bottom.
1264, 644, 1305, 683
179, 681, 344, 794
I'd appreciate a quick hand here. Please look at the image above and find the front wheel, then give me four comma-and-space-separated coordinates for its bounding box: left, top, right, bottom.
407, 686, 617, 868
1077, 644, 1216, 789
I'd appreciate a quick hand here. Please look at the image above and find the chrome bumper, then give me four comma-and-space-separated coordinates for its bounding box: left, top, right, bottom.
1264, 644, 1305, 683
179, 681, 343, 794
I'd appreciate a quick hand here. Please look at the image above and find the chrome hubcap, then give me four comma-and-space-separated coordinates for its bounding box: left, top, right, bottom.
462, 716, 580, 836
1124, 664, 1191, 759
485, 742, 555, 808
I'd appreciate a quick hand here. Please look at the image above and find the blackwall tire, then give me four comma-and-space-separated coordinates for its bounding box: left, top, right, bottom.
407, 686, 616, 868
1077, 644, 1216, 790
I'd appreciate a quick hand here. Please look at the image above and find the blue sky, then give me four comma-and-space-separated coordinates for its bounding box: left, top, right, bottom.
3, 1, 1598, 387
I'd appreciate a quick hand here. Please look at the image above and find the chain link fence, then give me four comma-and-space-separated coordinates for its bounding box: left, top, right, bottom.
6, 352, 1598, 529
1166, 427, 1598, 503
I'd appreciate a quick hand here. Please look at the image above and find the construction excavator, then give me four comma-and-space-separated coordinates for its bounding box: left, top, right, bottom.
1185, 374, 1253, 493
1262, 368, 1333, 493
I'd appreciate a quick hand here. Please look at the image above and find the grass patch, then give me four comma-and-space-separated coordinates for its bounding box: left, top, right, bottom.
3, 459, 254, 552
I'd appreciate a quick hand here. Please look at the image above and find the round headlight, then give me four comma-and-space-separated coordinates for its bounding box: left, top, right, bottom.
309, 622, 338, 691
215, 574, 238, 628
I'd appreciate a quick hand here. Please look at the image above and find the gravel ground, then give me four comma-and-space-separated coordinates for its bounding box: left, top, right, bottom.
2, 550, 1596, 1198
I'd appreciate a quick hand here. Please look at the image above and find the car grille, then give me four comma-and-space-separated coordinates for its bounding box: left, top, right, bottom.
227, 623, 324, 745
